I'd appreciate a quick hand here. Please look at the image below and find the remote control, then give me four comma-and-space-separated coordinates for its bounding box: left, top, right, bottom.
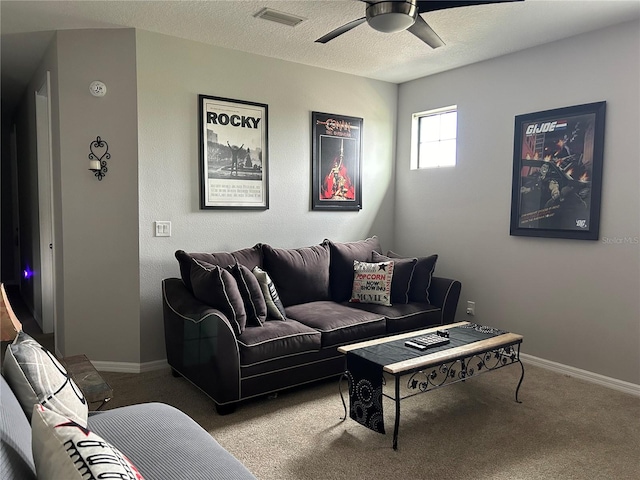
411, 333, 450, 349
404, 340, 427, 351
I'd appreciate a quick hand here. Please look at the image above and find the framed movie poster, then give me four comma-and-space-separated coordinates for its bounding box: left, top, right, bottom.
509, 101, 606, 240
199, 95, 268, 209
311, 111, 362, 211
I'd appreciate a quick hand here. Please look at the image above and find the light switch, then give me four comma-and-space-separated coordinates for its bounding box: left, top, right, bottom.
155, 221, 171, 237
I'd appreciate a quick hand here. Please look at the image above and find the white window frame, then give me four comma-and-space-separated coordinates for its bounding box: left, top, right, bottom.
410, 105, 457, 169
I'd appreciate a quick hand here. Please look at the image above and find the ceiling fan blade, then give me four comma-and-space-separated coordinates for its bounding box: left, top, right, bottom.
407, 15, 445, 48
416, 0, 523, 13
315, 17, 367, 44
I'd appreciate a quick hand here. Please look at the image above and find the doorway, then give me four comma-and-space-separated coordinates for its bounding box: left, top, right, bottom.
35, 71, 55, 336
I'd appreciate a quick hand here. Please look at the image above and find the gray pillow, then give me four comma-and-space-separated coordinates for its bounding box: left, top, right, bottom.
372, 251, 417, 304
252, 266, 286, 321
1, 331, 88, 427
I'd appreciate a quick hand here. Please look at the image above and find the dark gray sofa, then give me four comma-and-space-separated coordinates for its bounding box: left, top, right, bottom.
163, 237, 461, 414
0, 374, 257, 479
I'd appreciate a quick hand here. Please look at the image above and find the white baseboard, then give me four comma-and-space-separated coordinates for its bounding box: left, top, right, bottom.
520, 353, 640, 397
92, 359, 168, 374
93, 354, 640, 397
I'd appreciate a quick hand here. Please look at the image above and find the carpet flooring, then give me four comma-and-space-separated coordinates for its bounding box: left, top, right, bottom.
101, 364, 639, 480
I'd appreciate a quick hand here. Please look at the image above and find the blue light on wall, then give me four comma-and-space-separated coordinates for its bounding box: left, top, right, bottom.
23, 267, 33, 279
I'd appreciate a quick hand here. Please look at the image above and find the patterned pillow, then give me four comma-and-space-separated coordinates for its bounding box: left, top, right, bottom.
227, 263, 267, 326
1, 331, 88, 427
386, 251, 438, 303
190, 258, 247, 335
349, 260, 394, 306
31, 404, 145, 480
372, 251, 417, 304
252, 266, 286, 321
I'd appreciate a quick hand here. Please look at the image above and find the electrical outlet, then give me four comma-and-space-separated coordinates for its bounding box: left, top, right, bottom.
155, 221, 171, 237
466, 301, 475, 316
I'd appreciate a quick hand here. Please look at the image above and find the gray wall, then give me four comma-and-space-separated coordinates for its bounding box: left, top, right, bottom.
136, 31, 398, 363
395, 21, 640, 384
54, 29, 140, 362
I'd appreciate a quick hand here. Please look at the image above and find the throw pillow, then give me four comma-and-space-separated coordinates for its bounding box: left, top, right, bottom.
31, 404, 145, 480
227, 263, 267, 326
252, 266, 286, 321
190, 258, 247, 335
349, 260, 394, 306
1, 331, 88, 427
262, 244, 330, 307
324, 237, 383, 302
386, 250, 438, 304
372, 251, 417, 304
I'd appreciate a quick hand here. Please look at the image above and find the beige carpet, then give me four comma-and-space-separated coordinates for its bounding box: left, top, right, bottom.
101, 364, 639, 480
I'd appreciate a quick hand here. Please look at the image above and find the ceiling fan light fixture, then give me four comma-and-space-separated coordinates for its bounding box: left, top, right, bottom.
366, 1, 418, 33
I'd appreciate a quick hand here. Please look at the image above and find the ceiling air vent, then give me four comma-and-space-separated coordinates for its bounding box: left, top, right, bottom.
254, 8, 306, 27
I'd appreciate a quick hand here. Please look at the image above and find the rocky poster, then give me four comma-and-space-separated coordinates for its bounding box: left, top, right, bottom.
199, 95, 268, 209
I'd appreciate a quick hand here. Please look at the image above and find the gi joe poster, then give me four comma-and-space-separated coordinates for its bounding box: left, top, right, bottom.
311, 112, 362, 211
510, 102, 606, 240
199, 95, 268, 209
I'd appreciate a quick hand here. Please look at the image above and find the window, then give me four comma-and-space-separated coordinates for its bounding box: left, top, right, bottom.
411, 106, 457, 169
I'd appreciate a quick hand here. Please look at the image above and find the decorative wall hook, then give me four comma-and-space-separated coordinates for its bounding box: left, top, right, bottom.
88, 136, 110, 180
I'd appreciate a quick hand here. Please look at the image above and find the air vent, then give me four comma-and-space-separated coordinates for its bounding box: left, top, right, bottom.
254, 7, 306, 27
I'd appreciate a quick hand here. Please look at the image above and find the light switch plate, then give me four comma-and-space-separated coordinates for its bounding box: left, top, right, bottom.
155, 221, 171, 237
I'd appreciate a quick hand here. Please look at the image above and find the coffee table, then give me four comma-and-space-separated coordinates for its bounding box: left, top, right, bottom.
338, 321, 524, 449
61, 354, 113, 410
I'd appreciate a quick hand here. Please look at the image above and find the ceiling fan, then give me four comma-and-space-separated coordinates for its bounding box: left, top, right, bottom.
316, 0, 523, 49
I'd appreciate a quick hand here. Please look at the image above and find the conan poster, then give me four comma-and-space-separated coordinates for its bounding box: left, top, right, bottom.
199, 95, 268, 209
311, 112, 362, 211
510, 102, 606, 240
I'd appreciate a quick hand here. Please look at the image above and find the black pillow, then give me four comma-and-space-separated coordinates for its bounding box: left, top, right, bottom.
386, 251, 438, 304
324, 237, 383, 302
227, 263, 267, 326
190, 259, 247, 335
371, 251, 417, 304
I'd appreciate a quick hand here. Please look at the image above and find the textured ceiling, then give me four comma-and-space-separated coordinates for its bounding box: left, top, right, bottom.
2, 0, 639, 114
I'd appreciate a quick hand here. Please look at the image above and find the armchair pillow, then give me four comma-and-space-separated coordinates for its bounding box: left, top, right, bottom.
386, 251, 438, 304
1, 331, 88, 427
31, 404, 144, 480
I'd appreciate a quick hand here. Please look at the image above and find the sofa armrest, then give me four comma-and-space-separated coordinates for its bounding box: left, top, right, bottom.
428, 276, 462, 325
162, 278, 241, 405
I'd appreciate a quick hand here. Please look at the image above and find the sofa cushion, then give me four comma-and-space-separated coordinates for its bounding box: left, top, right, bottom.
324, 237, 383, 302
190, 259, 247, 335
349, 260, 394, 306
31, 404, 144, 480
237, 320, 321, 366
176, 245, 263, 292
262, 244, 331, 307
227, 263, 267, 326
1, 331, 88, 427
372, 251, 417, 304
387, 250, 438, 304
0, 374, 37, 480
285, 301, 386, 348
252, 266, 287, 320
346, 301, 442, 333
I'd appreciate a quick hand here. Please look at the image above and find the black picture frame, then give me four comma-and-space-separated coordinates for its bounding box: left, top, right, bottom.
311, 111, 362, 211
509, 101, 606, 240
199, 95, 268, 209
